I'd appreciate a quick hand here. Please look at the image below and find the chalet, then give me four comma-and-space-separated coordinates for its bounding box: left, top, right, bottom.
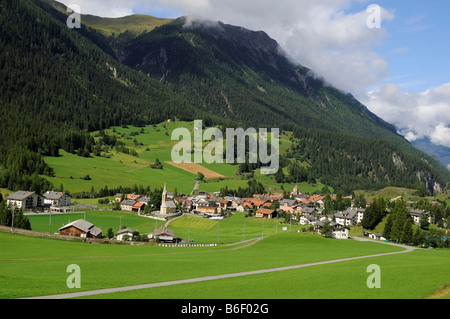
116, 228, 136, 241
256, 208, 277, 219
6, 191, 44, 210
59, 219, 103, 239
150, 227, 175, 243
408, 209, 432, 225
114, 193, 124, 202
43, 191, 71, 207
334, 208, 361, 227
120, 200, 137, 212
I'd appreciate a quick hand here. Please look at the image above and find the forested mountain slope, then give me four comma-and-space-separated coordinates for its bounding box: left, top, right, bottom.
0, 0, 448, 194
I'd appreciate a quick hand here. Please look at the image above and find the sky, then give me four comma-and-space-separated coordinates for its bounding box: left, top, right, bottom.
59, 0, 450, 159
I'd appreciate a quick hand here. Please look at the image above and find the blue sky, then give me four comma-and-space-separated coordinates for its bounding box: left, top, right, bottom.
374, 0, 450, 92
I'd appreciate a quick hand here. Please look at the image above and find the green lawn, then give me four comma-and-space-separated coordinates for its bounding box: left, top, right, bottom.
93, 248, 449, 299
0, 231, 426, 299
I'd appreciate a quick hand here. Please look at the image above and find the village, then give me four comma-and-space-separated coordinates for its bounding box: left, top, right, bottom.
5, 183, 435, 244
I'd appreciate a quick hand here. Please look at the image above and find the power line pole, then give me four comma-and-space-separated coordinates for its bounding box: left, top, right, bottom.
243, 218, 246, 241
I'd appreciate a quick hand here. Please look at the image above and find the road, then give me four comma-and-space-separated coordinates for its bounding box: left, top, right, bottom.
22, 238, 416, 299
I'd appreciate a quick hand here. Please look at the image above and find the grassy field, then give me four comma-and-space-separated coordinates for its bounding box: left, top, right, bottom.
40, 121, 324, 196
26, 211, 302, 244
4, 230, 442, 299
26, 211, 161, 235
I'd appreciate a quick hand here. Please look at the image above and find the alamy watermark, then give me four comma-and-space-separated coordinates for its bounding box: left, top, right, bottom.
66, 4, 81, 29
367, 4, 382, 29
66, 264, 81, 289
171, 120, 280, 175
366, 264, 381, 289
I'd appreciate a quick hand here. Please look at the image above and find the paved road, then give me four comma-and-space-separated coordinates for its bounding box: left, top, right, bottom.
23, 238, 416, 299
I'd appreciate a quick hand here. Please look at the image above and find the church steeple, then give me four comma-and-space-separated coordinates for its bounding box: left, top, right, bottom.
162, 182, 167, 205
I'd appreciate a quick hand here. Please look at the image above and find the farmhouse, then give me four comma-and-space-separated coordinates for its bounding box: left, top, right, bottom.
59, 219, 103, 239
255, 208, 277, 219
120, 200, 137, 212
150, 227, 176, 243
6, 191, 44, 210
43, 191, 71, 207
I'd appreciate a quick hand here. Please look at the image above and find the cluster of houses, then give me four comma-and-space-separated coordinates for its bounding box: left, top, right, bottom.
6, 184, 436, 243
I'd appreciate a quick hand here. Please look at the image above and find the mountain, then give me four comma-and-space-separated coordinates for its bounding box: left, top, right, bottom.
412, 138, 450, 171
0, 0, 449, 195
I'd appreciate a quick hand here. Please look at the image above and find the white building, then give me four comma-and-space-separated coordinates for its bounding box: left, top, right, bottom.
43, 191, 71, 207
6, 191, 44, 210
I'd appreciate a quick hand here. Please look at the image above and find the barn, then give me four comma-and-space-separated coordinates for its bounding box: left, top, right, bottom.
59, 219, 103, 239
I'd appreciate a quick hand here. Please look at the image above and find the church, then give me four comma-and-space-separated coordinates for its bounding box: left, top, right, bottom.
160, 183, 177, 215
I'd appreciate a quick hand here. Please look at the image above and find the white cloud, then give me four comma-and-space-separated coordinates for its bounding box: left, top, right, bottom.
362, 83, 450, 148
58, 0, 394, 93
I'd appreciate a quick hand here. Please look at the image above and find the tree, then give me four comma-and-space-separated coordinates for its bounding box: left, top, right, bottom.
197, 172, 205, 181
321, 220, 333, 238
419, 214, 430, 230
106, 228, 115, 239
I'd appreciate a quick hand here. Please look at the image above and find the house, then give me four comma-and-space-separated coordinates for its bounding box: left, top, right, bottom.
369, 233, 386, 241
43, 191, 71, 207
255, 208, 277, 219
195, 199, 218, 215
279, 199, 297, 214
116, 228, 136, 241
6, 191, 44, 210
120, 200, 137, 212
59, 219, 103, 239
150, 227, 176, 243
236, 202, 253, 213
114, 193, 124, 202
334, 208, 360, 227
132, 202, 146, 213
332, 227, 349, 239
315, 220, 348, 239
408, 209, 432, 225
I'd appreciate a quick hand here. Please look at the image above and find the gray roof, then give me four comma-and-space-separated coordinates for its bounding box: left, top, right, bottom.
153, 227, 174, 237
409, 209, 429, 216
162, 200, 176, 208
43, 191, 69, 200
302, 207, 317, 214
280, 199, 296, 206
7, 191, 36, 200
116, 228, 136, 235
59, 219, 102, 237
121, 200, 137, 206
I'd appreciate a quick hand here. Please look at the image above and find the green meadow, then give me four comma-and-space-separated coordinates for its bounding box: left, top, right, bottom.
0, 230, 448, 299
41, 121, 323, 196
26, 211, 302, 244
